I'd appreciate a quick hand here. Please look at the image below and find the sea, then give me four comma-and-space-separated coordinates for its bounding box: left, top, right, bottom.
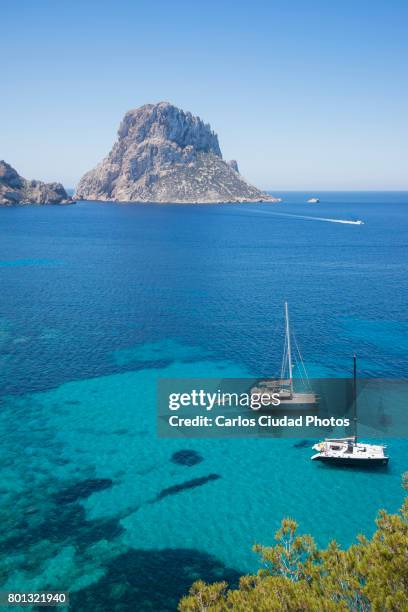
0, 192, 407, 610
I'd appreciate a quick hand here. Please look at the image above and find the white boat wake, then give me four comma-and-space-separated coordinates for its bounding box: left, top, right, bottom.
295, 214, 364, 225
240, 208, 364, 225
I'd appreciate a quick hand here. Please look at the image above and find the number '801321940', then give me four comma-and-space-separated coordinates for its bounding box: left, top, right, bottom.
1, 591, 68, 606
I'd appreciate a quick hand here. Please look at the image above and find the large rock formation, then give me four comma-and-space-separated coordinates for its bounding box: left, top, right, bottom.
0, 161, 71, 206
75, 102, 279, 203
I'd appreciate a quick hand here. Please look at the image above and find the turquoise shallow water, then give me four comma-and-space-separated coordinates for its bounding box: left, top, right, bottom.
0, 192, 407, 610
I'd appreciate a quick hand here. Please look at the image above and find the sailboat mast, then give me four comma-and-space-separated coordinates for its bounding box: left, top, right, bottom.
353, 354, 358, 443
285, 302, 293, 393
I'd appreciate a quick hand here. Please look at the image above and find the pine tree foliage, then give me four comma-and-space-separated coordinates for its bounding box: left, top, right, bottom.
179, 474, 408, 611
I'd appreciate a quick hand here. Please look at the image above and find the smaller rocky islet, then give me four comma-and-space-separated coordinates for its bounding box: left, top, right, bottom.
0, 160, 71, 206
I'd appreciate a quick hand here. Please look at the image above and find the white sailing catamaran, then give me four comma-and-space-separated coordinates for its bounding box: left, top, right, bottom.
311, 355, 389, 466
251, 302, 318, 408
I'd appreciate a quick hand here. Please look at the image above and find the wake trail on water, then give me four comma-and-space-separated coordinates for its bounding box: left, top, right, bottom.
239, 208, 364, 225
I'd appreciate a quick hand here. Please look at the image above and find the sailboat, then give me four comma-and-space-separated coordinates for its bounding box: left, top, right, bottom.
311, 355, 389, 466
251, 302, 318, 408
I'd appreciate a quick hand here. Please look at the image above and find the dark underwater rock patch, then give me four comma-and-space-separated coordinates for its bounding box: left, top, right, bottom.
54, 457, 70, 466
0, 502, 125, 557
55, 478, 113, 505
70, 547, 241, 612
156, 474, 220, 501
171, 450, 203, 467
293, 440, 310, 448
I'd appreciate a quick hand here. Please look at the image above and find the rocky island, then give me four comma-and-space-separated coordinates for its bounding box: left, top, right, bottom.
0, 161, 71, 206
75, 102, 279, 204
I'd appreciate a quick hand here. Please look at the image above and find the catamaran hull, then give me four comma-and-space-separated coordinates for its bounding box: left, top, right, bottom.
312, 455, 389, 466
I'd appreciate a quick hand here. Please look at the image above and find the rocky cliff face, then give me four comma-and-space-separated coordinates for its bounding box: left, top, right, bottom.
0, 161, 71, 206
75, 102, 279, 203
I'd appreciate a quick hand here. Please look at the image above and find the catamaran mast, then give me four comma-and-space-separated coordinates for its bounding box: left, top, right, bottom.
285, 302, 293, 393
353, 354, 358, 443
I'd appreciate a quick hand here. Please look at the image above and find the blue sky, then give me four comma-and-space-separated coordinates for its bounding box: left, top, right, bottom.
2, 0, 407, 189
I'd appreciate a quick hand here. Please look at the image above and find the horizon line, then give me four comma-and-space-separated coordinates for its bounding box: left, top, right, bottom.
265, 189, 408, 193
64, 187, 408, 193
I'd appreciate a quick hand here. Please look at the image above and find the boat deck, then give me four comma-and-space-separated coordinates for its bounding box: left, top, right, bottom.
312, 439, 388, 461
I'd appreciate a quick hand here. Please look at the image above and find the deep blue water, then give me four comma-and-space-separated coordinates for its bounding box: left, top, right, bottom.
0, 192, 407, 610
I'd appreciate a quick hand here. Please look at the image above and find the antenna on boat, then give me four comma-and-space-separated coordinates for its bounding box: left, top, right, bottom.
353, 354, 358, 443
285, 302, 293, 393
